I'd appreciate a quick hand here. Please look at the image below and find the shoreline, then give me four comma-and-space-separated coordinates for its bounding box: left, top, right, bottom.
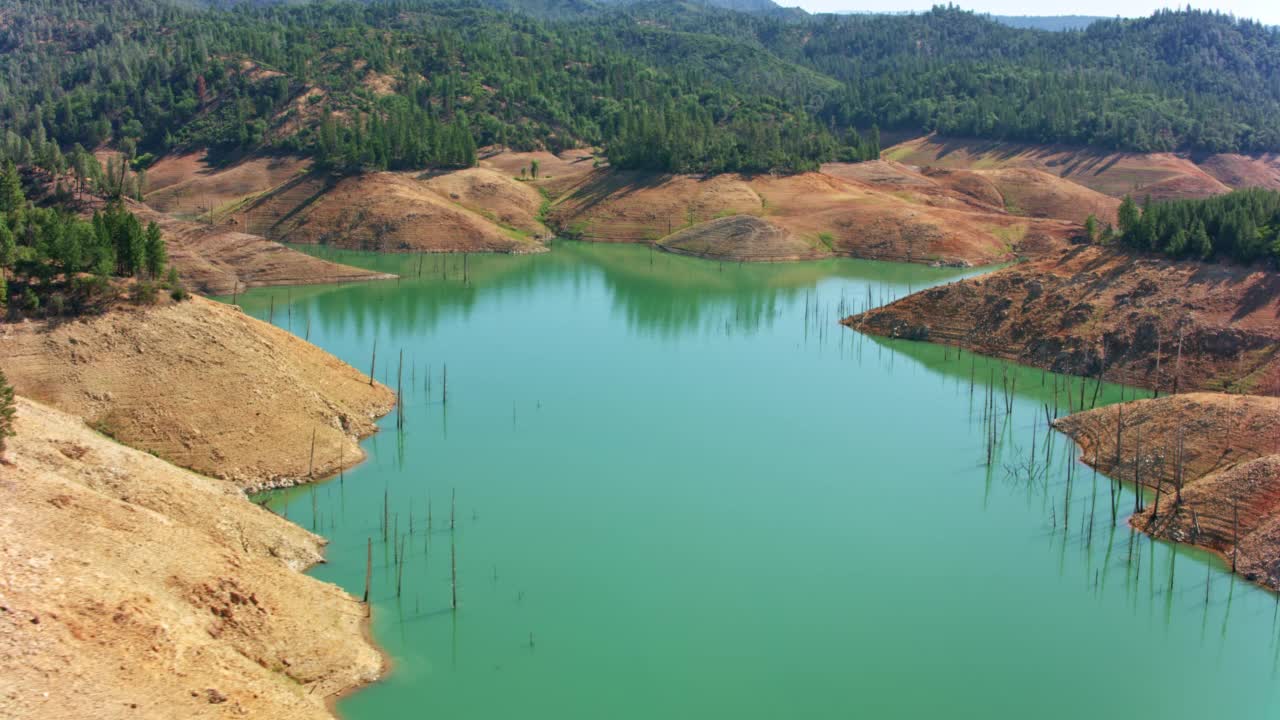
1057, 419, 1280, 594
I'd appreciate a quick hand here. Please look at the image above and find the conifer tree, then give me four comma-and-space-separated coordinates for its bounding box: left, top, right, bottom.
0, 161, 23, 218
144, 222, 166, 278
0, 368, 14, 455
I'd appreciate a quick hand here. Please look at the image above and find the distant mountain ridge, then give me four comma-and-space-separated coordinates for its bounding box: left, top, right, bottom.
988, 15, 1107, 31
3, 1, 1280, 177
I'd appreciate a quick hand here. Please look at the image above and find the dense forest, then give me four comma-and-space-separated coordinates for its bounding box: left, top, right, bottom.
1104, 189, 1280, 264
0, 0, 1278, 174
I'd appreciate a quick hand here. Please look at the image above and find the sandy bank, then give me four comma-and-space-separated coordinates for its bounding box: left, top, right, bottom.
0, 296, 396, 491
127, 199, 395, 295
0, 397, 384, 719
546, 168, 1076, 266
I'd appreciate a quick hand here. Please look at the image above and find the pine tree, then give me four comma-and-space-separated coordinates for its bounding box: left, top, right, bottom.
0, 161, 23, 217
0, 222, 15, 270
1190, 219, 1213, 259
144, 222, 166, 278
0, 368, 15, 455
1117, 195, 1139, 241
1084, 214, 1098, 243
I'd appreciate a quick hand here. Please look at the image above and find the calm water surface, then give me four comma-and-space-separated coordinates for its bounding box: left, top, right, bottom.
229, 243, 1280, 719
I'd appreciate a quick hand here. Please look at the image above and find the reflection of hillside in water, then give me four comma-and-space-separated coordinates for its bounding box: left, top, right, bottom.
860, 333, 1143, 410
557, 242, 974, 337
226, 242, 973, 339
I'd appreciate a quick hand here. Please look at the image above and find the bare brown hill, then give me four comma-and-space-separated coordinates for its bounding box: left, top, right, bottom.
0, 397, 382, 720
885, 136, 1235, 200
477, 147, 599, 198
1196, 153, 1280, 191
547, 170, 763, 243
926, 168, 1121, 225
548, 169, 1075, 266
821, 160, 1119, 226
658, 215, 824, 261
0, 296, 395, 491
843, 245, 1280, 395
126, 200, 393, 295
1054, 394, 1280, 588
145, 152, 312, 222
247, 172, 547, 254
421, 167, 548, 237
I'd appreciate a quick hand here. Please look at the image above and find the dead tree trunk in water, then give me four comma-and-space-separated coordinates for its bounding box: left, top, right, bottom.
363, 537, 373, 606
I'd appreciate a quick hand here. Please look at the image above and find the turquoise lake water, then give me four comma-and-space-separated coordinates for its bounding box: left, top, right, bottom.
228, 242, 1280, 719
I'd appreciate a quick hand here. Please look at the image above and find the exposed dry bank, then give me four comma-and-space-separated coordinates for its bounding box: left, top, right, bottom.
0, 397, 383, 719
0, 296, 395, 491
881, 135, 1280, 200
546, 168, 1076, 266
129, 199, 395, 295
843, 245, 1280, 395
166, 148, 1096, 267
1054, 394, 1280, 589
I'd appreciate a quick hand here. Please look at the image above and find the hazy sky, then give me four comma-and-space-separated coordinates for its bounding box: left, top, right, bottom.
789, 1, 1280, 25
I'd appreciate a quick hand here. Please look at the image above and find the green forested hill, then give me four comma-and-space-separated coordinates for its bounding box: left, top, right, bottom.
1, 0, 1278, 176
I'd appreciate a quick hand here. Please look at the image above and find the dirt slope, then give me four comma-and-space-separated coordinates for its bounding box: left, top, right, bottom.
1196, 153, 1280, 191
1054, 394, 1280, 588
822, 160, 1119, 225
0, 397, 382, 720
126, 200, 393, 295
926, 168, 1121, 225
422, 167, 548, 237
547, 170, 763, 242
145, 153, 312, 222
884, 136, 1233, 200
0, 296, 395, 491
477, 147, 599, 198
548, 169, 1074, 266
249, 172, 547, 254
843, 245, 1280, 395
658, 215, 824, 261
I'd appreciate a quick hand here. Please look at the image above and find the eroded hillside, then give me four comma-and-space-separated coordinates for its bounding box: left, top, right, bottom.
0, 296, 395, 491
0, 397, 383, 720
843, 245, 1280, 395
1055, 394, 1280, 588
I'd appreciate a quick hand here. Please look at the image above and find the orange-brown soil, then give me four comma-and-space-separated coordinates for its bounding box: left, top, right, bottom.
126, 200, 393, 295
477, 147, 599, 198
884, 135, 1236, 200
421, 167, 548, 237
843, 245, 1280, 395
145, 152, 312, 222
1196, 153, 1280, 191
134, 147, 1120, 266
547, 168, 1076, 266
823, 160, 1120, 225
245, 171, 547, 254
926, 167, 1121, 225
0, 397, 383, 720
0, 296, 395, 491
1054, 394, 1280, 588
657, 215, 824, 261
